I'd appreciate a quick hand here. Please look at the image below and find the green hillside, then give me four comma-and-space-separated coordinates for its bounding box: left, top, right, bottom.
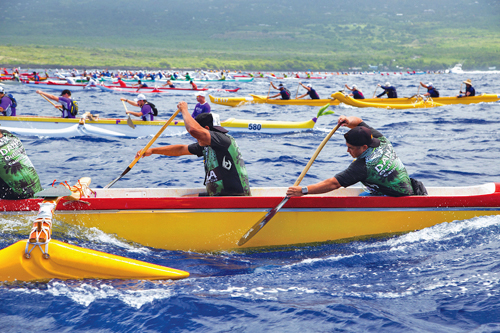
1, 0, 499, 70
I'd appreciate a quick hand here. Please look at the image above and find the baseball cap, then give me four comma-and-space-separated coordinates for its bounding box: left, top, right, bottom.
427, 82, 433, 87
352, 84, 357, 89
385, 82, 391, 87
0, 87, 4, 94
60, 89, 72, 96
195, 91, 206, 98
134, 94, 146, 102
306, 84, 312, 88
344, 126, 380, 148
195, 113, 228, 133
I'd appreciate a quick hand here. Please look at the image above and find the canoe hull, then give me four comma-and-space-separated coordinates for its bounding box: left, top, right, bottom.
0, 115, 316, 138
3, 184, 500, 252
209, 94, 338, 107
330, 93, 500, 106
331, 92, 443, 109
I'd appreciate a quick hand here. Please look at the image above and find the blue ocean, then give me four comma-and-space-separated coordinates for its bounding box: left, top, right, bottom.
1, 71, 500, 332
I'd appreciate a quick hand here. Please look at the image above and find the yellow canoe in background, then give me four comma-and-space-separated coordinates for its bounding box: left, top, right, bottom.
331, 92, 444, 109
209, 94, 339, 107
210, 93, 499, 108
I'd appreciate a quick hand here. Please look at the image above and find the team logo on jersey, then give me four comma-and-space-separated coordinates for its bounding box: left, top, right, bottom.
222, 156, 232, 170
206, 170, 218, 183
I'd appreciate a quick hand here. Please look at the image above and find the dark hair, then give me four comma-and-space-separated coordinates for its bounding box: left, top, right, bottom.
60, 89, 72, 96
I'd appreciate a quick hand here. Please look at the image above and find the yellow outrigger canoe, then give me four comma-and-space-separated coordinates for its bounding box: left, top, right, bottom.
209, 94, 336, 107
2, 183, 500, 253
210, 93, 500, 107
330, 92, 443, 109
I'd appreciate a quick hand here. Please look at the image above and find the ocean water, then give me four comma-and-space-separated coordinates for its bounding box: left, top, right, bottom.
1, 72, 500, 332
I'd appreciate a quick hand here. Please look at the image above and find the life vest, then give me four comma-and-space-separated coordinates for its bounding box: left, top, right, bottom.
62, 99, 78, 116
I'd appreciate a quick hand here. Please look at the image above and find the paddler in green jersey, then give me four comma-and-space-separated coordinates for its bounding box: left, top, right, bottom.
287, 115, 426, 197
136, 101, 251, 197
0, 129, 43, 200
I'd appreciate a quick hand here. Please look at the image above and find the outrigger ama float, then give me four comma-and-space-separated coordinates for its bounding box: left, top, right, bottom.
0, 178, 189, 283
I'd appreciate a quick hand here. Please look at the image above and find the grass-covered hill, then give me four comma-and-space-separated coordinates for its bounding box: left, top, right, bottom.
0, 0, 499, 70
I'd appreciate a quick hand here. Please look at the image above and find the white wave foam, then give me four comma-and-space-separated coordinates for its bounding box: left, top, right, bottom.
44, 281, 174, 308
0, 216, 32, 234
284, 253, 357, 268
384, 215, 500, 249
208, 285, 319, 300
59, 224, 151, 255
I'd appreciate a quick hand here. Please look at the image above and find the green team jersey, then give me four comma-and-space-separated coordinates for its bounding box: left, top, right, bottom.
188, 131, 251, 196
0, 130, 43, 199
335, 123, 414, 197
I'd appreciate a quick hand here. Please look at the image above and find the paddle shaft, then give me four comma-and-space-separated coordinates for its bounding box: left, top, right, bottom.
267, 82, 271, 98
104, 109, 181, 188
121, 100, 130, 113
295, 84, 300, 99
372, 86, 378, 98
41, 94, 61, 108
237, 121, 343, 246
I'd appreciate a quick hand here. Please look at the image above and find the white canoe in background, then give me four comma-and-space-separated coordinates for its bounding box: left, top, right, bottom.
0, 115, 318, 138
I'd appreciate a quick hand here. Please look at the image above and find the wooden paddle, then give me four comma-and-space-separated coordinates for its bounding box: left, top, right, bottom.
372, 86, 378, 98
104, 109, 181, 188
122, 100, 136, 129
238, 105, 339, 246
40, 94, 62, 109
267, 82, 272, 99
295, 83, 300, 99
202, 84, 210, 89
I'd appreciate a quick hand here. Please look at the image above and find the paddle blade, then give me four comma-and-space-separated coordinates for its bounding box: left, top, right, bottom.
104, 167, 131, 189
237, 196, 289, 246
127, 115, 136, 129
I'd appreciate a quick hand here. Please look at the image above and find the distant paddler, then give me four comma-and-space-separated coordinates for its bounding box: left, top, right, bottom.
269, 82, 291, 100
297, 82, 321, 100
345, 84, 365, 99
37, 89, 78, 119
419, 82, 440, 98
161, 79, 176, 88
121, 94, 157, 121
457, 79, 476, 97
190, 80, 198, 90
133, 79, 149, 92
0, 87, 17, 116
375, 82, 398, 98
27, 71, 46, 81
191, 92, 211, 118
